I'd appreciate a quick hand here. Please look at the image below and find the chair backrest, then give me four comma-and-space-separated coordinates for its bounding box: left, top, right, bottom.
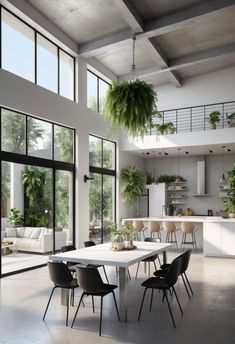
133, 220, 144, 232
181, 222, 194, 233
148, 221, 160, 233
180, 249, 192, 274
164, 256, 182, 287
163, 221, 176, 233
61, 244, 76, 252
76, 265, 104, 293
84, 240, 96, 247
48, 261, 73, 286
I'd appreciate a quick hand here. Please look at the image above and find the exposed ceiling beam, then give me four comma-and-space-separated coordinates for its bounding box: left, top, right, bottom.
79, 0, 235, 55
113, 0, 144, 32
120, 43, 235, 79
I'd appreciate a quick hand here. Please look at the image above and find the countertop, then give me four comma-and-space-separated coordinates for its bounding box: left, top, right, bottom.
124, 216, 235, 223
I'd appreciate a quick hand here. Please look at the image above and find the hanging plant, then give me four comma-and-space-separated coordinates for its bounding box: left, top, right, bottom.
104, 79, 157, 138
120, 166, 145, 206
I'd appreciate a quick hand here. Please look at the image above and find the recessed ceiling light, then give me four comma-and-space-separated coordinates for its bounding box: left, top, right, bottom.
185, 151, 189, 154
227, 149, 231, 152
146, 152, 150, 155
209, 150, 213, 153
164, 152, 168, 156
158, 152, 161, 155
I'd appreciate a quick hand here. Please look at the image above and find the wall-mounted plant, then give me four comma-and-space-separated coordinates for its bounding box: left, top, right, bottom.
226, 112, 235, 128
208, 111, 220, 129
153, 121, 175, 135
120, 166, 145, 208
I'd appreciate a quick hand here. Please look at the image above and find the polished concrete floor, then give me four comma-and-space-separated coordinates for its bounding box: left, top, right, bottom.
0, 251, 235, 344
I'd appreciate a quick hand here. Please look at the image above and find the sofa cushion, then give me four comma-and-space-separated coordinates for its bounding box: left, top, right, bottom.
30, 228, 42, 239
6, 228, 17, 237
24, 227, 33, 238
16, 227, 25, 238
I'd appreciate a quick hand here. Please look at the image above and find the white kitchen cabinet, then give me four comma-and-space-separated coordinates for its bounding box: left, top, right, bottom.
203, 222, 221, 256
221, 222, 235, 255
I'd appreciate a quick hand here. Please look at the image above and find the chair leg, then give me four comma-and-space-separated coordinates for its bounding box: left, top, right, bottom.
112, 291, 120, 321
148, 262, 150, 277
184, 272, 194, 295
174, 231, 178, 250
135, 262, 140, 279
157, 255, 161, 266
102, 266, 109, 283
162, 290, 165, 303
165, 290, 176, 328
193, 231, 197, 251
66, 289, 70, 327
180, 233, 185, 250
128, 268, 131, 280
166, 232, 169, 243
99, 296, 103, 336
149, 288, 154, 311
70, 289, 74, 307
153, 260, 157, 272
172, 286, 183, 315
43, 286, 56, 320
138, 288, 147, 321
92, 295, 95, 313
181, 274, 191, 299
71, 292, 85, 328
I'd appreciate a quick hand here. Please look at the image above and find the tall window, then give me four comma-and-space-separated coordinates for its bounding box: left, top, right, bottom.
89, 135, 116, 244
0, 107, 75, 277
87, 70, 110, 114
1, 6, 75, 101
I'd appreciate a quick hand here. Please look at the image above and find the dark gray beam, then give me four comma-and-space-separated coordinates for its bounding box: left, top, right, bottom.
113, 0, 144, 32
79, 0, 235, 55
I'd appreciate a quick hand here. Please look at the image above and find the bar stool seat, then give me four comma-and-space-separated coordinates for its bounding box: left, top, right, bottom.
163, 222, 178, 249
180, 222, 198, 250
148, 221, 162, 241
133, 220, 147, 241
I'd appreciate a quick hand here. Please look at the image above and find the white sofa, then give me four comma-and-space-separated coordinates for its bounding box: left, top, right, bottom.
1, 227, 66, 253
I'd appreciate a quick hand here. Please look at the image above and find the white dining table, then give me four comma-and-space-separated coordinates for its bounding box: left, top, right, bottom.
49, 241, 173, 322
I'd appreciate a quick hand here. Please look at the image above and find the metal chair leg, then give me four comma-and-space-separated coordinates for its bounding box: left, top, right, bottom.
181, 274, 191, 299
71, 292, 85, 328
112, 291, 120, 321
184, 272, 194, 295
165, 290, 176, 328
148, 262, 150, 277
135, 262, 140, 279
43, 286, 56, 320
172, 286, 183, 315
138, 288, 147, 321
157, 255, 161, 266
66, 289, 70, 326
128, 268, 131, 280
153, 260, 157, 272
92, 295, 95, 313
102, 266, 109, 283
99, 296, 103, 336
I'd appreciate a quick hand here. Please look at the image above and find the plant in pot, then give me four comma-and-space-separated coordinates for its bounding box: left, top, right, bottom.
120, 166, 145, 215
165, 121, 176, 134
226, 112, 235, 128
208, 111, 220, 129
104, 79, 157, 138
224, 163, 235, 218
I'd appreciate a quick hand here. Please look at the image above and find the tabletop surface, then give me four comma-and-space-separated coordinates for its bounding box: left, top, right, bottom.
49, 241, 173, 267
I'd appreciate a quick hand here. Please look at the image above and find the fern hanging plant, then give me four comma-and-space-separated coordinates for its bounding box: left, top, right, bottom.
120, 166, 145, 206
104, 79, 157, 138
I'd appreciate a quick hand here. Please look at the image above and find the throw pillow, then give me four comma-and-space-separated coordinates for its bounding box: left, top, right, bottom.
6, 228, 17, 237
30, 228, 42, 239
16, 227, 25, 238
24, 227, 33, 238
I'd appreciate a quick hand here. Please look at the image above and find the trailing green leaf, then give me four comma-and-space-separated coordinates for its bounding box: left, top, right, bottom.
104, 79, 157, 138
120, 166, 145, 206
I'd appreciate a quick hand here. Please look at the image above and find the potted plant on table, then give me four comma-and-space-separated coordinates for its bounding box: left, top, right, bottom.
226, 112, 235, 128
208, 111, 220, 129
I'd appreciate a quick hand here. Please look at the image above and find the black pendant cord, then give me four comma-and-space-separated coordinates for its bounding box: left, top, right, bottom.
129, 35, 138, 81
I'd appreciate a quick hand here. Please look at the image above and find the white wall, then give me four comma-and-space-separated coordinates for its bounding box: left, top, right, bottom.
156, 67, 235, 111
146, 154, 235, 216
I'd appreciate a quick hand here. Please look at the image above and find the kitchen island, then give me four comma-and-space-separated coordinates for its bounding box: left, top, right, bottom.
123, 216, 235, 258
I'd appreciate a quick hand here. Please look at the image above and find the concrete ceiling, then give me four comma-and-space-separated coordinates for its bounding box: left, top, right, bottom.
26, 0, 235, 87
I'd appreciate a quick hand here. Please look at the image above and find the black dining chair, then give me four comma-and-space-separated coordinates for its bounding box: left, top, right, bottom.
61, 245, 78, 274
71, 265, 120, 336
84, 241, 109, 283
154, 249, 193, 299
43, 261, 79, 326
135, 238, 161, 279
138, 256, 183, 328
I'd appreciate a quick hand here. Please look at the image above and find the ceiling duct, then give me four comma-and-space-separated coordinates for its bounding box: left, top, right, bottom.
193, 160, 210, 197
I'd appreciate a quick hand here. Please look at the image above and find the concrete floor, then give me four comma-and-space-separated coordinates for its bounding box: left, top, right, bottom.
0, 251, 235, 344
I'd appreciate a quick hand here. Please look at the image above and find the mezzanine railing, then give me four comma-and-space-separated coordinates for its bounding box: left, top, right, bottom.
148, 101, 235, 135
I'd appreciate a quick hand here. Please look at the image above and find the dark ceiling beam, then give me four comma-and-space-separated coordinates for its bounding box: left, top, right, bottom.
79, 0, 235, 55
112, 0, 144, 32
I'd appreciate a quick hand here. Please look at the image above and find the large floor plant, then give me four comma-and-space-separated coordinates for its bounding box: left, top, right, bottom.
104, 79, 157, 138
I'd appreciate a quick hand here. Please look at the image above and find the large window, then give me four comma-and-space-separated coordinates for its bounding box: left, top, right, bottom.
89, 135, 116, 244
0, 107, 75, 277
87, 70, 110, 114
1, 6, 75, 101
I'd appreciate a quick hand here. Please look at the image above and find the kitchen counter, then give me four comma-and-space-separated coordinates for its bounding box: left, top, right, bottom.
123, 216, 235, 258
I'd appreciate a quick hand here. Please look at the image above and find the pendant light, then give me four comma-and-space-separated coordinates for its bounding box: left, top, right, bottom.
220, 145, 226, 183
175, 148, 181, 183
129, 35, 138, 80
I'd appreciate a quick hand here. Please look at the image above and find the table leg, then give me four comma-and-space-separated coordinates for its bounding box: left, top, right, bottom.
163, 250, 167, 264
61, 288, 69, 306
119, 267, 128, 322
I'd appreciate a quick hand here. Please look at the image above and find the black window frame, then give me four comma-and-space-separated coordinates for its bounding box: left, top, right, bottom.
89, 134, 116, 243
87, 69, 110, 114
0, 106, 76, 278
0, 5, 76, 102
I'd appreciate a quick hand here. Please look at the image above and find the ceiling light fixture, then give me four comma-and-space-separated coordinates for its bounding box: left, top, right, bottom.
209, 149, 213, 153
220, 145, 226, 183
